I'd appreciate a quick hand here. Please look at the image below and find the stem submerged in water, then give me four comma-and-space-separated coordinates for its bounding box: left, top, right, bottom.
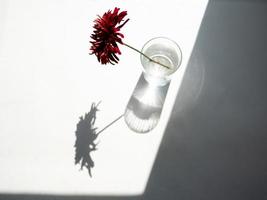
123, 42, 171, 69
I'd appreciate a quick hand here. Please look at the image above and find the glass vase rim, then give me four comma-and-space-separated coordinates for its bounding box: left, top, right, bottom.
140, 36, 183, 74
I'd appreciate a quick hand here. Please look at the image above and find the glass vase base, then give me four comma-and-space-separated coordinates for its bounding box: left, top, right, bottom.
124, 73, 169, 133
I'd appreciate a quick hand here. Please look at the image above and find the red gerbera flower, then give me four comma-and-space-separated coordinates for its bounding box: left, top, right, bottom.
90, 7, 129, 65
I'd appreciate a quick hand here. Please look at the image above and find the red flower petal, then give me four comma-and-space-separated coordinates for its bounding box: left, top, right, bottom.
90, 7, 129, 65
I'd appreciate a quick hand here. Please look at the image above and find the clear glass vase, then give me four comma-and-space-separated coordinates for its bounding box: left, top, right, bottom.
124, 37, 182, 133
141, 37, 182, 86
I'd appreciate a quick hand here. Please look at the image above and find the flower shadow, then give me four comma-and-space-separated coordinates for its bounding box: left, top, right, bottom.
74, 102, 101, 177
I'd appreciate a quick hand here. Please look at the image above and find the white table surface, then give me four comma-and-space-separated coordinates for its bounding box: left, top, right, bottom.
0, 0, 208, 196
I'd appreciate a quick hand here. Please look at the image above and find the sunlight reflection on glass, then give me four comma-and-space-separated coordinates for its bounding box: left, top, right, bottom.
124, 73, 170, 133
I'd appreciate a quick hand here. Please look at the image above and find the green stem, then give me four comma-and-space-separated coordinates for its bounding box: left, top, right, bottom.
123, 42, 171, 69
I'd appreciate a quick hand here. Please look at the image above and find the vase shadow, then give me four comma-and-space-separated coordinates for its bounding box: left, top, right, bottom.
124, 72, 170, 133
